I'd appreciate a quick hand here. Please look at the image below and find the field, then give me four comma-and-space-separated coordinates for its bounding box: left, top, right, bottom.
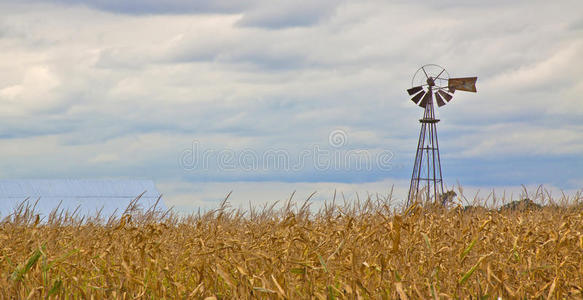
1, 189, 583, 299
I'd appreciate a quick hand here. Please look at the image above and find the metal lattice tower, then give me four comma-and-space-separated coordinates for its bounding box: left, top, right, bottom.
406, 65, 477, 206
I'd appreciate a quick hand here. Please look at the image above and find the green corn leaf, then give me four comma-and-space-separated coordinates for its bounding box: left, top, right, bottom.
11, 248, 42, 282
289, 268, 305, 274
43, 249, 80, 272
318, 254, 328, 273
422, 233, 432, 251
328, 285, 336, 300
48, 279, 63, 296
460, 237, 478, 261
459, 256, 486, 285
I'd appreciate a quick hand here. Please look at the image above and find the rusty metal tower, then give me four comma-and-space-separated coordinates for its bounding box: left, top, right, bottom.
406, 64, 477, 206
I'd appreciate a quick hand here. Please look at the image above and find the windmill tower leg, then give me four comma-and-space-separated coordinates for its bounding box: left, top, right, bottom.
407, 89, 444, 206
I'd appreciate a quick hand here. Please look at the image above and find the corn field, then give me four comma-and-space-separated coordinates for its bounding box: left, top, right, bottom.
1, 189, 583, 299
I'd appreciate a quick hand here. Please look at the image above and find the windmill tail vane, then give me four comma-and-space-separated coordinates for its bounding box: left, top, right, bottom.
406, 64, 477, 207
448, 77, 477, 93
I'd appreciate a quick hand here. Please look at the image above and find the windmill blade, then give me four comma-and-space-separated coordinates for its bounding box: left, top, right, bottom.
418, 90, 432, 107
407, 86, 423, 96
437, 90, 453, 102
410, 91, 425, 104
448, 77, 477, 92
435, 92, 446, 107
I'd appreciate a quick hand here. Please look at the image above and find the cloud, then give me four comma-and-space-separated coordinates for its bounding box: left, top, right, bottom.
235, 0, 343, 29
444, 123, 583, 158
0, 0, 582, 211
19, 0, 344, 29
0, 65, 61, 112
22, 0, 248, 15
89, 153, 120, 163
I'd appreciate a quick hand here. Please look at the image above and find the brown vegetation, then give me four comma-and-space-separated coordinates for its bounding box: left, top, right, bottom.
1, 190, 583, 298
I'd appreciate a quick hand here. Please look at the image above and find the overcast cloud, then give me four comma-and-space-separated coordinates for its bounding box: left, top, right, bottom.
0, 0, 581, 212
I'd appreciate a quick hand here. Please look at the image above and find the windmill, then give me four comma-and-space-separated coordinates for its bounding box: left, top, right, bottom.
406, 64, 477, 206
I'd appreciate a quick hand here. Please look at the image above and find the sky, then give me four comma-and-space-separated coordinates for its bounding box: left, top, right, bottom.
0, 0, 582, 213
